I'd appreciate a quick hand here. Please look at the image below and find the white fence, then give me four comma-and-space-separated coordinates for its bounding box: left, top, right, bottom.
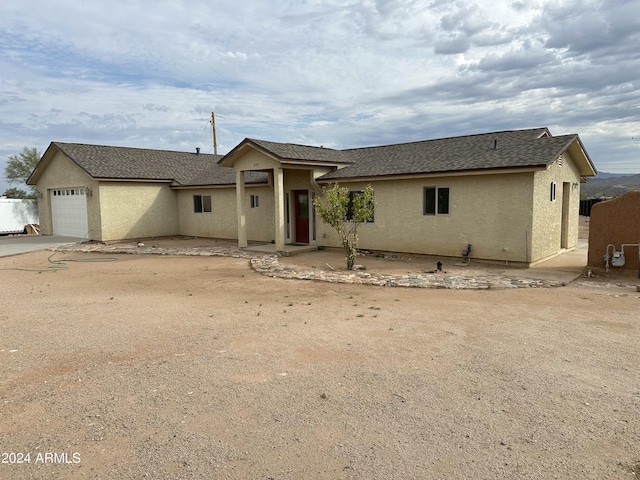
0, 198, 39, 234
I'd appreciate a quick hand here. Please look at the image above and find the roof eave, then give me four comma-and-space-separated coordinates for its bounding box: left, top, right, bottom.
26, 142, 64, 185
95, 177, 174, 183
316, 165, 547, 183
567, 137, 597, 177
171, 181, 270, 190
218, 138, 255, 167
278, 159, 351, 168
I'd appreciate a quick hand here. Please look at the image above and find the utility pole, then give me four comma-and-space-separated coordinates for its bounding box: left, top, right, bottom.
211, 112, 218, 155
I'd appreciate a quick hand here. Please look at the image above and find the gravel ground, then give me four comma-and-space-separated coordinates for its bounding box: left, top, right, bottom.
0, 249, 639, 479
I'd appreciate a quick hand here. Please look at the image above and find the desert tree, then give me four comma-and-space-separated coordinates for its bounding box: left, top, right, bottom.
2, 187, 29, 199
314, 183, 375, 270
5, 146, 40, 197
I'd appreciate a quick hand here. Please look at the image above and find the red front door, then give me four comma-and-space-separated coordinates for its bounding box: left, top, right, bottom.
294, 190, 309, 244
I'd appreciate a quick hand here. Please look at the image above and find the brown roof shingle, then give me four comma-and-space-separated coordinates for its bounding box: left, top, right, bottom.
33, 127, 594, 188
227, 128, 594, 181
49, 143, 268, 185
246, 139, 354, 164
317, 128, 575, 180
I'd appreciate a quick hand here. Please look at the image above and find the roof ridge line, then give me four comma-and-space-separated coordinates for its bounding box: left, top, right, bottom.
250, 138, 338, 151
52, 141, 221, 157
342, 127, 550, 152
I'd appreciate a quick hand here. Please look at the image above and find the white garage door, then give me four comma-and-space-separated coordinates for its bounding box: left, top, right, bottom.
50, 188, 89, 238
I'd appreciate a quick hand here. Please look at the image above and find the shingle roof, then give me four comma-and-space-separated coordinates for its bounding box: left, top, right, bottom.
32, 127, 594, 188
318, 128, 574, 180
226, 128, 595, 181
246, 139, 354, 164
47, 143, 268, 186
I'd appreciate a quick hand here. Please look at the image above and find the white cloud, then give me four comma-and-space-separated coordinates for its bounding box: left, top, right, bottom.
220, 51, 249, 60
0, 0, 639, 195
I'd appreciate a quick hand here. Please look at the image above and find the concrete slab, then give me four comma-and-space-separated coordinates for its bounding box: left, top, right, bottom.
510, 239, 589, 284
0, 235, 84, 257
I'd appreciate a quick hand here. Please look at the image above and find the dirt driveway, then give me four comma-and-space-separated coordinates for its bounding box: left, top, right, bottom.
0, 248, 639, 479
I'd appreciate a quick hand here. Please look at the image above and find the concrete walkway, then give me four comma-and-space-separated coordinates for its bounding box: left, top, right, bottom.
0, 235, 84, 257
507, 239, 589, 284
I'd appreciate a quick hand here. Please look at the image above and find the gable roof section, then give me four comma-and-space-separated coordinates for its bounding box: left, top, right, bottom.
318, 128, 596, 181
28, 142, 268, 186
219, 138, 354, 167
219, 128, 596, 182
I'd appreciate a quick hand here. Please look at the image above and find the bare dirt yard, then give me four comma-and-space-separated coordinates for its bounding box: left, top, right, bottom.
1, 245, 639, 479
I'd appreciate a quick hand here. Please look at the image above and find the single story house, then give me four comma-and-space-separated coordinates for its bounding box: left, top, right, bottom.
28, 127, 596, 265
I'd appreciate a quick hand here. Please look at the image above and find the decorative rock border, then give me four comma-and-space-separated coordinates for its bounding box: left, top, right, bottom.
55, 243, 565, 290
250, 256, 564, 289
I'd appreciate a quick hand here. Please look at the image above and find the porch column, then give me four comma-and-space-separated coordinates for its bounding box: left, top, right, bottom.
236, 169, 247, 248
274, 167, 285, 251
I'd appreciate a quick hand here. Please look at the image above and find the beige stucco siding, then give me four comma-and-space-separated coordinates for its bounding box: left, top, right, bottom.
97, 182, 178, 241
233, 150, 281, 171
530, 153, 582, 262
284, 169, 314, 191
317, 173, 535, 262
177, 186, 275, 241
32, 152, 99, 237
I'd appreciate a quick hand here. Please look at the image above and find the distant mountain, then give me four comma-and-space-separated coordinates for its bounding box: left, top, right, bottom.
595, 171, 635, 179
582, 173, 640, 199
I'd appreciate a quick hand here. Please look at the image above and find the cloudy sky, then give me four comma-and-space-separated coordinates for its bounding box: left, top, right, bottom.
1, 0, 639, 194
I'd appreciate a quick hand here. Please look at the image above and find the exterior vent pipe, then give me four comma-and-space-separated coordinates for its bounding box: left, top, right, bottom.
196, 147, 200, 155
493, 139, 498, 150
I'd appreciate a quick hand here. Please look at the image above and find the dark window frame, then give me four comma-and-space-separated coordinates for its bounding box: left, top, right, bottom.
423, 186, 450, 216
347, 190, 374, 223
193, 194, 212, 213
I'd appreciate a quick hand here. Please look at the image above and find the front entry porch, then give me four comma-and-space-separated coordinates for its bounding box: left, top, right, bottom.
234, 167, 323, 252
218, 139, 344, 253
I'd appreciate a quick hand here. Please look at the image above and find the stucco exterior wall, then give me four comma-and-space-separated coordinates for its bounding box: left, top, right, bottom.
588, 191, 640, 272
283, 169, 312, 191
32, 152, 99, 237
233, 150, 281, 172
97, 182, 179, 241
177, 186, 275, 242
530, 153, 582, 262
316, 173, 535, 263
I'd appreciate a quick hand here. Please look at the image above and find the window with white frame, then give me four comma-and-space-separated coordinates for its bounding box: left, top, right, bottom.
550, 182, 557, 202
423, 186, 450, 215
250, 194, 259, 208
193, 195, 212, 213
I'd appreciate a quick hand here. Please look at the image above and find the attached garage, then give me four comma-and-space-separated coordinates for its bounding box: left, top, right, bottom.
50, 187, 88, 237
28, 142, 229, 241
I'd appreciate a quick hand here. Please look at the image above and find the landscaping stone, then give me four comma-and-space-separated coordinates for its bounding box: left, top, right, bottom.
55, 243, 565, 289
